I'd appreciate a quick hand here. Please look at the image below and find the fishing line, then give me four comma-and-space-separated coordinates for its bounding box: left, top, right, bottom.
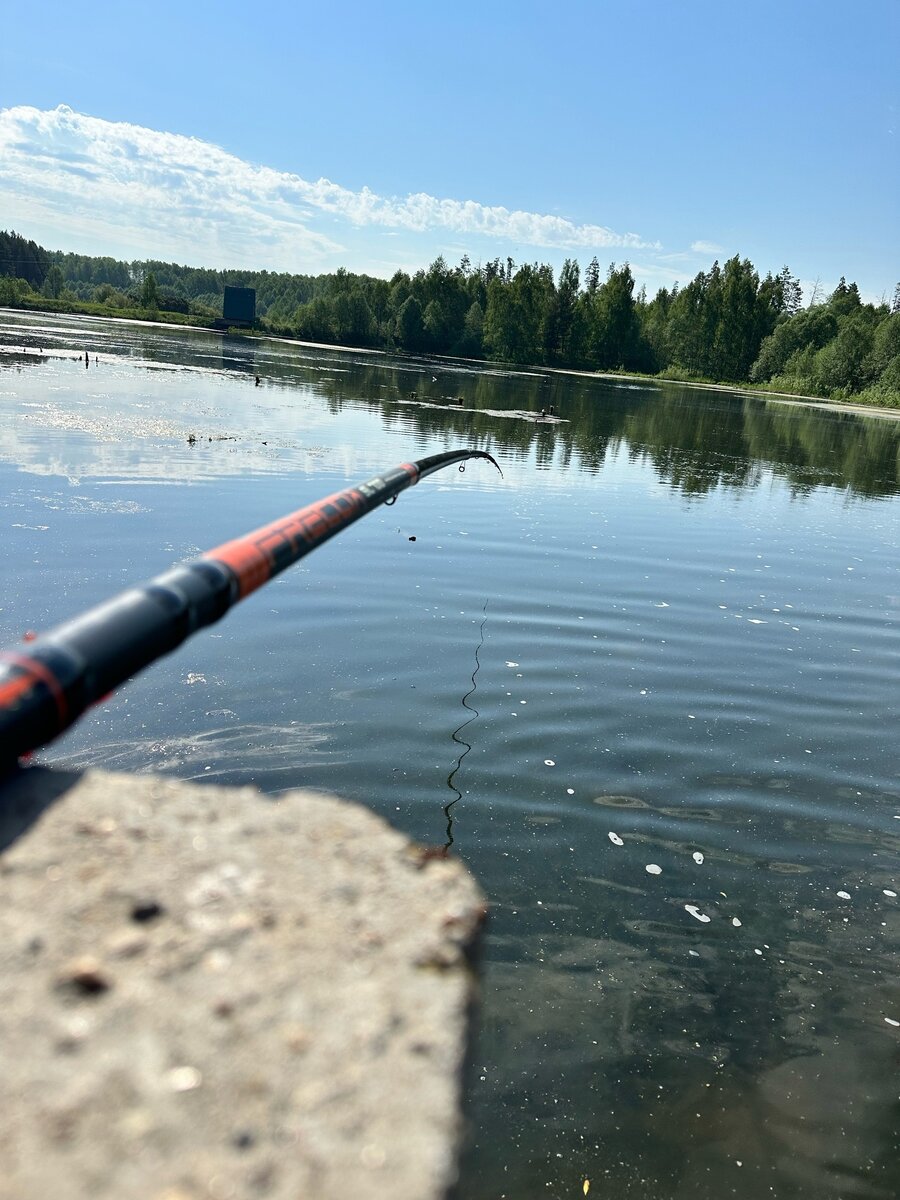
443, 599, 488, 851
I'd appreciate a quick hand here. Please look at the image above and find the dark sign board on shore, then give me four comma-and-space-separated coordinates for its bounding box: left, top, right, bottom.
222, 286, 256, 326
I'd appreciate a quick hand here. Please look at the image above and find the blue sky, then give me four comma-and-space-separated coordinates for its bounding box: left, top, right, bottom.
1, 0, 897, 302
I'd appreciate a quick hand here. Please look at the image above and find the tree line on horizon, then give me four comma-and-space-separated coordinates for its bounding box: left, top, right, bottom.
1, 228, 898, 407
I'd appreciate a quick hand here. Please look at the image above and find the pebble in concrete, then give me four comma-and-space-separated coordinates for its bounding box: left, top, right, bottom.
0, 767, 486, 1200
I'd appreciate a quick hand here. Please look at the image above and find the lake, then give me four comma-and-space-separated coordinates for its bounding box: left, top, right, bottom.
2, 310, 898, 1200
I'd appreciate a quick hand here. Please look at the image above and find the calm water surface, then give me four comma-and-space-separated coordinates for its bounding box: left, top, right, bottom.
2, 311, 899, 1199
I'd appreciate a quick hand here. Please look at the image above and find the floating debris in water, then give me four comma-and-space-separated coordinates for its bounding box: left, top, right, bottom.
684, 905, 710, 923
544, 759, 555, 766
692, 851, 705, 865
566, 788, 575, 795
689, 950, 700, 957
884, 889, 897, 898
608, 832, 624, 846
732, 917, 742, 927
645, 864, 662, 875
885, 1017, 900, 1028
836, 890, 851, 900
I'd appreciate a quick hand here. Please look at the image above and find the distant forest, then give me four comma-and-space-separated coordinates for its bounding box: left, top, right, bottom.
2, 228, 898, 407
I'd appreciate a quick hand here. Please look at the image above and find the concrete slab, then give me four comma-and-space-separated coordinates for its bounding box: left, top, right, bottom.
0, 767, 486, 1200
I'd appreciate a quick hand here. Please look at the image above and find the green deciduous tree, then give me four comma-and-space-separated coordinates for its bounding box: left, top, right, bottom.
141, 271, 159, 309
395, 295, 424, 351
42, 264, 64, 299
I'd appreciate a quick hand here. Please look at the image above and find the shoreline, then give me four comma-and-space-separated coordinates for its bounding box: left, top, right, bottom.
547, 365, 900, 421
3, 303, 898, 421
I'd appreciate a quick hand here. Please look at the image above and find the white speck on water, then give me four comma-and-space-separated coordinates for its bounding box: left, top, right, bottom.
639, 689, 648, 695
884, 890, 897, 898
747, 618, 767, 625
836, 890, 851, 900
645, 864, 662, 875
732, 917, 742, 927
688, 714, 696, 720
566, 788, 575, 795
654, 602, 669, 608
685, 905, 710, 923
505, 661, 519, 668
689, 950, 700, 957
754, 948, 763, 956
608, 832, 624, 846
544, 759, 555, 766
885, 1017, 900, 1027
692, 852, 704, 865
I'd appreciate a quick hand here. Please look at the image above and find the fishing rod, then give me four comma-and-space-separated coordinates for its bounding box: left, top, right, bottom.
0, 448, 502, 769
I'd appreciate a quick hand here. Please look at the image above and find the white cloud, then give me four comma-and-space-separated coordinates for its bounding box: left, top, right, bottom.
690, 240, 725, 255
0, 105, 659, 271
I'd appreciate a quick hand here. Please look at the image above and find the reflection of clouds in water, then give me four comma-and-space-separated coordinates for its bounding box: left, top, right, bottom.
19, 401, 185, 440
47, 721, 340, 780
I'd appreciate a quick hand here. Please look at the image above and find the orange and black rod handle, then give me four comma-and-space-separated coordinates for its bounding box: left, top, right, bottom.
0, 448, 501, 767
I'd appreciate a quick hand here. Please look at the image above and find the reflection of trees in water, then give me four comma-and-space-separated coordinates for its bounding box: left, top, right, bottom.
291, 354, 898, 500
24, 313, 895, 499
743, 402, 900, 499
